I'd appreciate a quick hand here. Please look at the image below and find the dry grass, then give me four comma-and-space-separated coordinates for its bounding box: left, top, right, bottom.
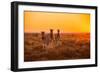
24, 33, 90, 62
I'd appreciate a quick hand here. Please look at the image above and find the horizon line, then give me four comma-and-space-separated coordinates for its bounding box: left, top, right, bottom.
24, 32, 90, 34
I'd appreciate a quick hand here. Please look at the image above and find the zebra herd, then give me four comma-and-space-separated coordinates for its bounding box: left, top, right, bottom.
41, 29, 61, 49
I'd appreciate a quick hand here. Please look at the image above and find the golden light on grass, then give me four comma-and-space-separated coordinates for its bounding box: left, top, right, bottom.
24, 11, 90, 33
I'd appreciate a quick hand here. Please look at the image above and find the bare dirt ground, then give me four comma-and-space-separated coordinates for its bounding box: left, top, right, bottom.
24, 33, 90, 62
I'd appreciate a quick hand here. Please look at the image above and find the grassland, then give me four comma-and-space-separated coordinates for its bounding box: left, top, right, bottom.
24, 33, 90, 62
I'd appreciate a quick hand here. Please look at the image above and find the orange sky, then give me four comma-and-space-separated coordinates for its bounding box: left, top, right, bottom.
24, 11, 90, 33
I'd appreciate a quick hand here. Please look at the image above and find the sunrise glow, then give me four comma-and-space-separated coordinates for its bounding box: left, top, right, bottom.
24, 11, 90, 33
